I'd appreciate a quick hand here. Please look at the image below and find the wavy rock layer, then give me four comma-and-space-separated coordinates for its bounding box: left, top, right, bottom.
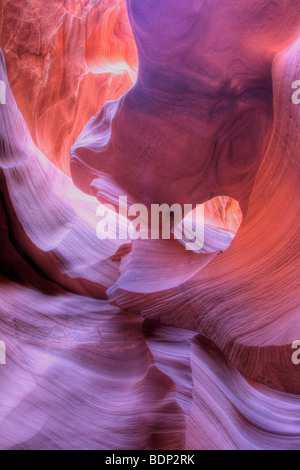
0, 0, 137, 173
0, 0, 300, 451
106, 36, 300, 395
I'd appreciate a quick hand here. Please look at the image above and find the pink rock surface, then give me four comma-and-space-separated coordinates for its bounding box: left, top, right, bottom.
71, 0, 300, 210
107, 38, 300, 395
0, 0, 300, 451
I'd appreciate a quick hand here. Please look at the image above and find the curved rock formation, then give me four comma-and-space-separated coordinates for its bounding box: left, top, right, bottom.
0, 0, 300, 451
0, 0, 137, 173
71, 0, 300, 210
107, 36, 300, 395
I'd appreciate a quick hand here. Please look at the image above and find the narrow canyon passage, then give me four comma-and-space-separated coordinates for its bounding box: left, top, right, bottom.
0, 0, 299, 450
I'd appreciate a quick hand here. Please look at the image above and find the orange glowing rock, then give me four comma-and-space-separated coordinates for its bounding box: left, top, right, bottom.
0, 0, 137, 174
